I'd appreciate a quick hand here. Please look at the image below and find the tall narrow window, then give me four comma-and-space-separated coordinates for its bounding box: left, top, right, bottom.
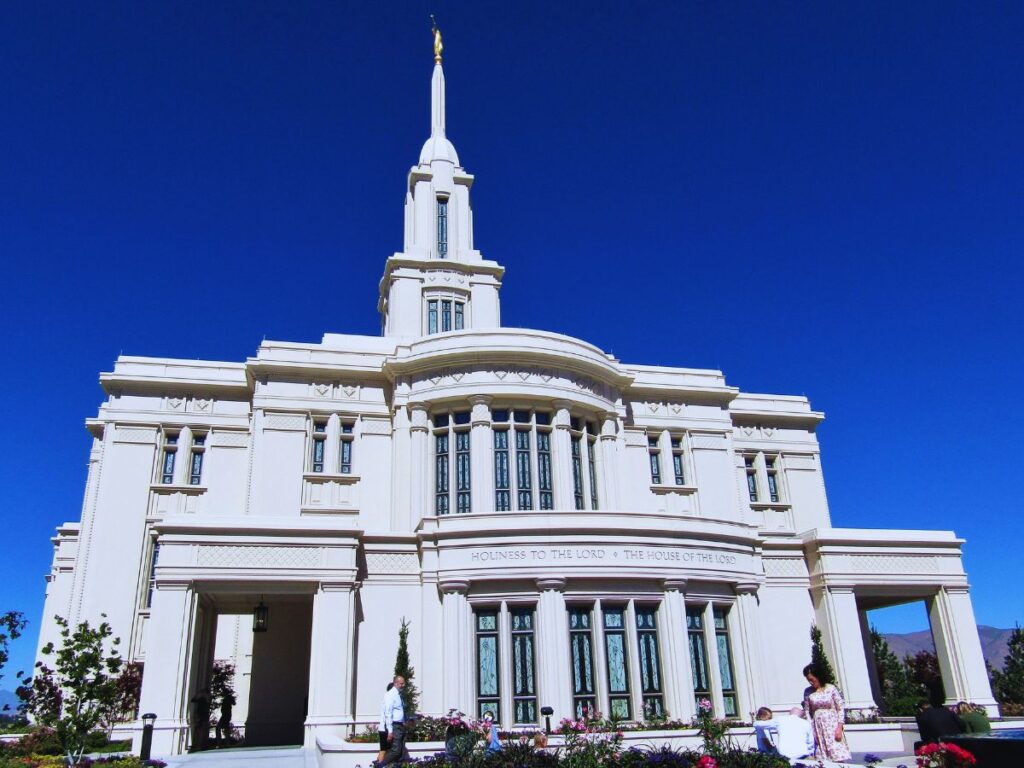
687, 606, 711, 710
435, 424, 450, 515
428, 300, 438, 334
714, 608, 738, 716
568, 608, 596, 718
648, 436, 662, 484
189, 433, 205, 485
537, 430, 553, 510
160, 433, 178, 484
456, 430, 471, 513
587, 422, 599, 510
311, 419, 327, 473
571, 434, 585, 510
476, 610, 500, 720
671, 437, 685, 485
442, 299, 452, 332
340, 422, 354, 474
494, 429, 511, 511
603, 607, 631, 719
434, 412, 470, 515
744, 455, 759, 502
765, 455, 780, 503
144, 541, 160, 608
437, 198, 448, 258
636, 607, 664, 719
511, 609, 538, 724
515, 428, 533, 510
454, 302, 464, 330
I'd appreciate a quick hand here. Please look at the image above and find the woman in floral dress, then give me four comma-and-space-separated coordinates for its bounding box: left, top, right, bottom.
802, 663, 852, 763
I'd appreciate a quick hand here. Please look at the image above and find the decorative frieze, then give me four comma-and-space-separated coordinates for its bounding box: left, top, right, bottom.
365, 552, 420, 574
113, 426, 158, 444
263, 412, 307, 431
196, 545, 322, 569
210, 431, 249, 448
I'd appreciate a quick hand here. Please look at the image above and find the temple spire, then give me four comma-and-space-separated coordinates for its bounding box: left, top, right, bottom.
430, 17, 446, 138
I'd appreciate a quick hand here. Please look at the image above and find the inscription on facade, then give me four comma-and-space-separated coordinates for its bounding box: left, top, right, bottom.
467, 545, 740, 567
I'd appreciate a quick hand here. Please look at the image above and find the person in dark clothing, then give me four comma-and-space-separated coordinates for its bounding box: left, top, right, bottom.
915, 693, 965, 750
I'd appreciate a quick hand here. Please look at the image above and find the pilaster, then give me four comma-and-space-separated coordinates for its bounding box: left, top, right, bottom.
470, 396, 493, 513
552, 403, 575, 510
306, 583, 356, 744
811, 585, 875, 710
441, 580, 472, 714
659, 579, 694, 722
928, 586, 998, 713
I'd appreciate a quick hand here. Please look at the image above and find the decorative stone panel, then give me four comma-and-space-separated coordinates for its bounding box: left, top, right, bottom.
365, 553, 420, 575
264, 413, 306, 431
210, 431, 249, 448
114, 426, 158, 444
196, 545, 323, 569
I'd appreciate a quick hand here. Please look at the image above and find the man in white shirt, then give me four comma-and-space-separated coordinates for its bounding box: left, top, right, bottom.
775, 706, 815, 762
379, 676, 406, 766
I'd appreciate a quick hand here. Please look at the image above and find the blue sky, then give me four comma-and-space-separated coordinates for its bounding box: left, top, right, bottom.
2, 2, 1022, 683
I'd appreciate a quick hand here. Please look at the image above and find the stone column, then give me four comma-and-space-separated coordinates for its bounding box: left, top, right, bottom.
441, 580, 472, 714
732, 583, 767, 719
928, 586, 998, 713
174, 426, 192, 485
859, 608, 883, 708
325, 413, 341, 473
391, 405, 411, 530
659, 580, 695, 722
536, 578, 571, 720
135, 581, 197, 756
410, 405, 429, 522
812, 585, 875, 710
470, 396, 494, 513
305, 583, 356, 745
702, 602, 725, 715
599, 412, 621, 509
551, 402, 575, 510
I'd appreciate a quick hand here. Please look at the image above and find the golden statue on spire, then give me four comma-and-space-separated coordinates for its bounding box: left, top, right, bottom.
430, 15, 443, 63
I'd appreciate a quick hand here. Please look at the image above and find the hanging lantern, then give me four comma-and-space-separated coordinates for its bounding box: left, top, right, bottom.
253, 598, 269, 633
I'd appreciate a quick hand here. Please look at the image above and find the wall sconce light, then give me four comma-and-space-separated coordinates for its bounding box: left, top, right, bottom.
253, 596, 269, 633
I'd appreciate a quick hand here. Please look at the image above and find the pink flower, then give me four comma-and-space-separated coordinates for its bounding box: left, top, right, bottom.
697, 756, 718, 768
698, 698, 713, 712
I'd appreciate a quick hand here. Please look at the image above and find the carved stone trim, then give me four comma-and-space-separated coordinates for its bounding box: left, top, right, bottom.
196, 545, 322, 569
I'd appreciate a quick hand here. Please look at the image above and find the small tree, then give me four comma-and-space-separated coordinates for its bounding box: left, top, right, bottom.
393, 618, 420, 717
992, 625, 1024, 710
906, 649, 944, 702
23, 615, 123, 766
208, 659, 237, 722
810, 624, 838, 686
111, 661, 144, 725
870, 628, 919, 715
0, 611, 27, 694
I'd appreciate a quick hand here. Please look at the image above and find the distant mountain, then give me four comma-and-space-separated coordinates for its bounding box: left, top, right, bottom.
882, 626, 1014, 670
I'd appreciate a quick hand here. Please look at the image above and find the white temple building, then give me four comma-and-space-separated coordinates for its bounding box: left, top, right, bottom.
35, 36, 997, 759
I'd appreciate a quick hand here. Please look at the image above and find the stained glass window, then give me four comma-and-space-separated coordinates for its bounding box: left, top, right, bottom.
714, 607, 738, 716
189, 449, 204, 485
568, 608, 596, 718
672, 437, 685, 486
437, 198, 448, 258
311, 420, 327, 473
340, 422, 354, 474
537, 431, 553, 510
456, 431, 471, 513
571, 436, 585, 510
455, 302, 464, 330
603, 608, 631, 719
435, 433, 449, 515
745, 455, 759, 502
511, 609, 537, 723
442, 300, 452, 332
476, 610, 499, 721
494, 430, 511, 511
515, 430, 533, 510
687, 606, 711, 710
160, 433, 177, 484
427, 300, 438, 334
636, 607, 664, 719
587, 430, 599, 510
649, 436, 662, 484
766, 456, 780, 503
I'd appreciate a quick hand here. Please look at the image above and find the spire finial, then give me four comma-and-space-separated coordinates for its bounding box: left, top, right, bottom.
430, 15, 443, 63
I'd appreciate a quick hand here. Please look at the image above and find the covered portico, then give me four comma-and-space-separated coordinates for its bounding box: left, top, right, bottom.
134, 517, 360, 756
804, 528, 997, 715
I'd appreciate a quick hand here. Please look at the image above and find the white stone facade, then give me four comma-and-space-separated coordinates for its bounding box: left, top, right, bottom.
35, 55, 996, 758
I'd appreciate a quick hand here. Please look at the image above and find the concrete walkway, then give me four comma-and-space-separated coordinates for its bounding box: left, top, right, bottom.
161, 746, 317, 768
